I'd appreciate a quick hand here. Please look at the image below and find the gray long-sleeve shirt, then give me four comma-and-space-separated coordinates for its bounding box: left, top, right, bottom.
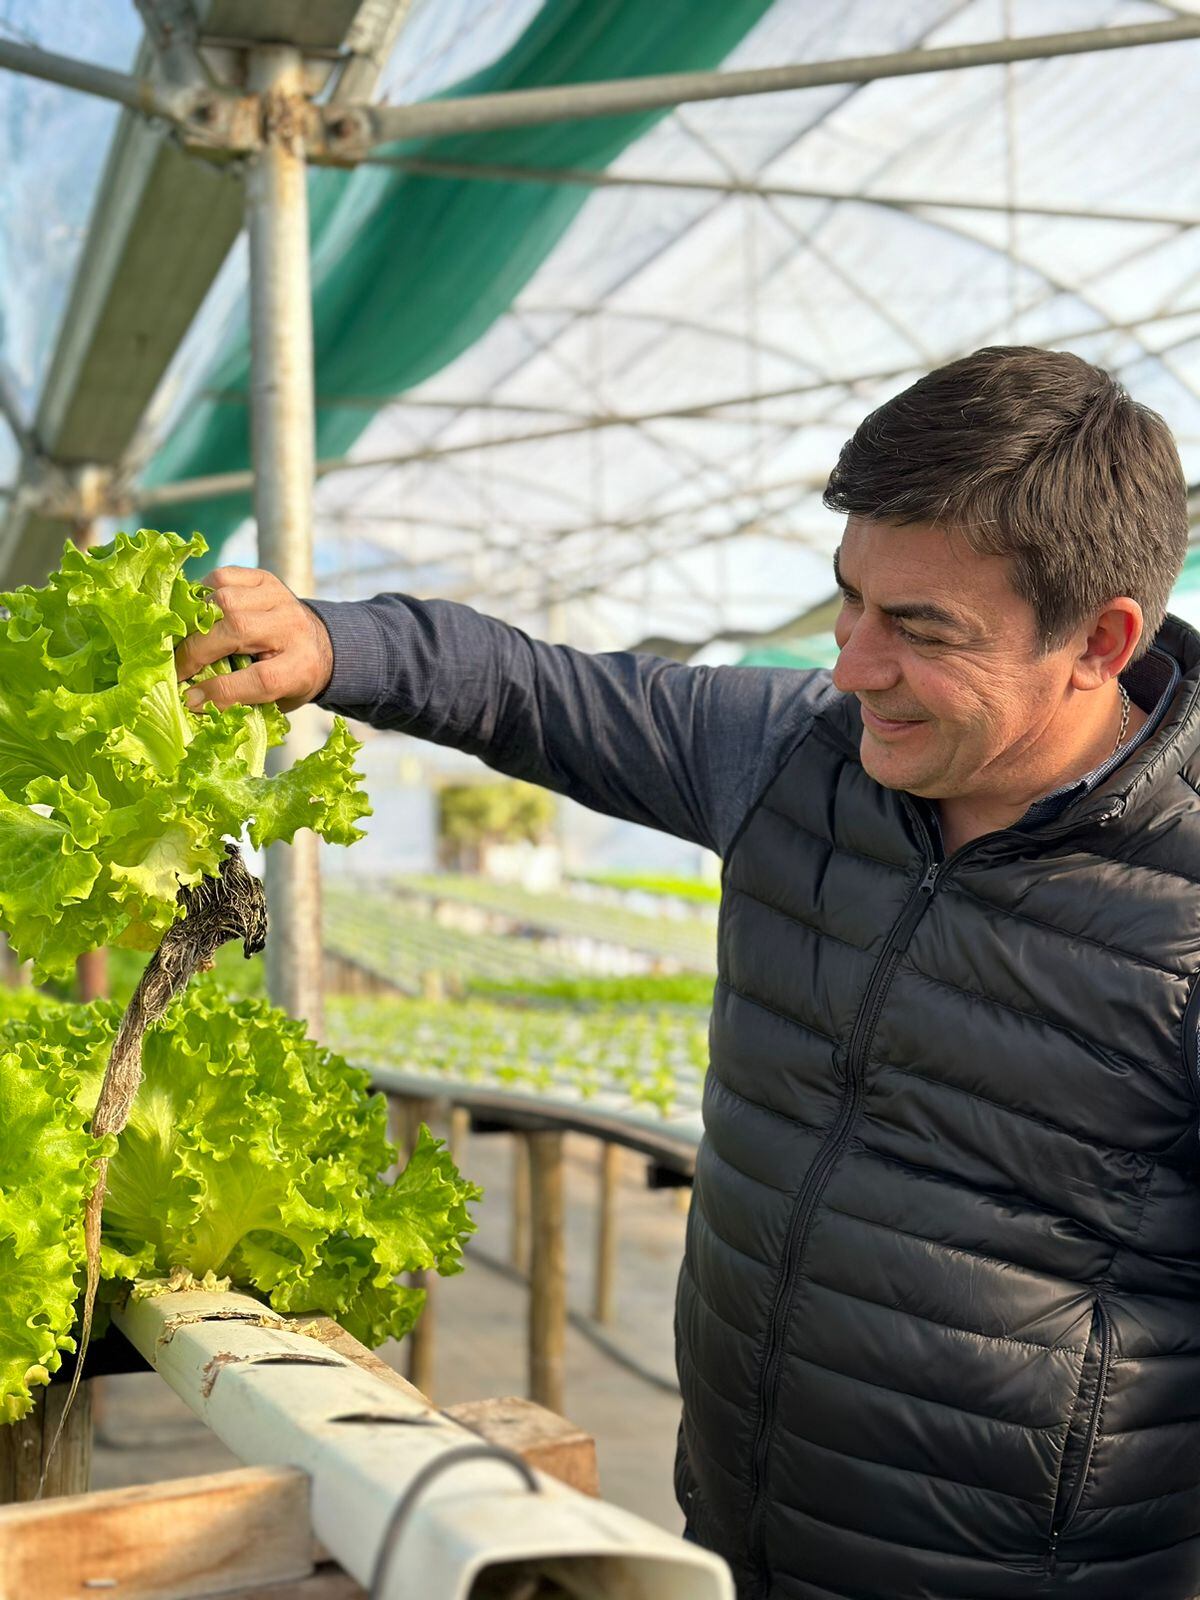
304, 593, 838, 859
303, 592, 1171, 859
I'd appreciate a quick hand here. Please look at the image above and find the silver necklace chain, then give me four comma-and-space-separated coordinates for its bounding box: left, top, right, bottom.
1112, 682, 1131, 758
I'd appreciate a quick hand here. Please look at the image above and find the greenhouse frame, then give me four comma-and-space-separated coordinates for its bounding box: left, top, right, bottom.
4, 4, 1200, 1594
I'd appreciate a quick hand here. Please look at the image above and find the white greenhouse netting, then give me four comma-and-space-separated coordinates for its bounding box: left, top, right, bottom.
1, 0, 1199, 657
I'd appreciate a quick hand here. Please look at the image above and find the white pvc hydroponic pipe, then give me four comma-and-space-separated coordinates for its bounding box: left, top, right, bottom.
115, 1289, 733, 1600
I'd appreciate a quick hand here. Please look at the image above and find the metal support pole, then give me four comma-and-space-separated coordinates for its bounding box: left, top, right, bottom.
68, 522, 109, 1006
527, 1130, 566, 1415
328, 19, 1200, 150
0, 34, 193, 121
365, 155, 1200, 231
245, 46, 324, 1035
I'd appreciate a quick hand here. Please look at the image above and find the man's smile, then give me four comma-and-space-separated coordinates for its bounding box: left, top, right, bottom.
860, 703, 928, 736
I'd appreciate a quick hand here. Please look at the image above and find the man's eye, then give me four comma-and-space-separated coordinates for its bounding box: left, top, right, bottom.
897, 624, 940, 647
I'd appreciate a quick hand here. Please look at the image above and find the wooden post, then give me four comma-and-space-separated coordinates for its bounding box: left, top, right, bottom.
527, 1130, 565, 1415
76, 948, 108, 1002
449, 1104, 471, 1167
0, 1382, 93, 1503
511, 1132, 531, 1275
403, 1098, 437, 1399
593, 1140, 620, 1325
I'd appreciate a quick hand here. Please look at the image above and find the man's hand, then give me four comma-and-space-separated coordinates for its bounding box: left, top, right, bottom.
174, 566, 334, 714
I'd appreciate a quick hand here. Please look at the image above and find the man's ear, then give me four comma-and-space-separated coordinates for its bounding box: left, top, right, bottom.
1071, 598, 1144, 691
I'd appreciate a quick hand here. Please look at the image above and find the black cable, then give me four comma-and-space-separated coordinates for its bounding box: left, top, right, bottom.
369, 1441, 539, 1600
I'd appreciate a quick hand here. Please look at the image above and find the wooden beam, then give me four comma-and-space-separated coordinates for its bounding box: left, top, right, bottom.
294, 1318, 599, 1497
446, 1397, 599, 1498
0, 1464, 312, 1598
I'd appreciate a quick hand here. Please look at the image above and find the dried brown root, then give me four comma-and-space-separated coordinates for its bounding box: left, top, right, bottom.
41, 844, 267, 1490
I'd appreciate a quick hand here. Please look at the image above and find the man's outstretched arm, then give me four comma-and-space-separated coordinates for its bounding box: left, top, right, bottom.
175, 567, 837, 857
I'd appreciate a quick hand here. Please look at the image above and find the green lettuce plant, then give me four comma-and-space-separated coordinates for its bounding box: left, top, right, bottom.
0, 528, 368, 983
0, 981, 479, 1420
0, 1023, 110, 1423
0, 530, 479, 1427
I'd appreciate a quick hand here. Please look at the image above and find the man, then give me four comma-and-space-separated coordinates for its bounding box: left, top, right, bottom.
177, 346, 1200, 1599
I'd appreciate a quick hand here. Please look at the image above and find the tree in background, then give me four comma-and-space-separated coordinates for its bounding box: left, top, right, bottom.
437, 780, 557, 875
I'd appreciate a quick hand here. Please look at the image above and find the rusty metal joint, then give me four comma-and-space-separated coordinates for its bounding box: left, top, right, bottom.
177, 88, 263, 154
313, 102, 374, 165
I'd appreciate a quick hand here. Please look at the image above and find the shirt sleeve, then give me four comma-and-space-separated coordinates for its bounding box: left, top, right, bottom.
303, 592, 838, 857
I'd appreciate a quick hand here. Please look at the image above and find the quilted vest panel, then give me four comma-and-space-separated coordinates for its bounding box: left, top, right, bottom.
676, 619, 1200, 1600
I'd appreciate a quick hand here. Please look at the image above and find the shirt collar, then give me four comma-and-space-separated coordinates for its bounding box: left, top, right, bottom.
1016, 645, 1178, 830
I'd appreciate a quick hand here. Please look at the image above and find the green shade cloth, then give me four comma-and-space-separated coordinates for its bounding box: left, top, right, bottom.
738, 633, 841, 670
141, 0, 776, 561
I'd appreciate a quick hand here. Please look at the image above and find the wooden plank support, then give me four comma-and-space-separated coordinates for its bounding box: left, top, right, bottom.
0, 1379, 93, 1503
0, 1464, 313, 1599
296, 1319, 598, 1498
402, 1096, 438, 1398
593, 1140, 620, 1325
446, 1397, 599, 1499
527, 1129, 566, 1415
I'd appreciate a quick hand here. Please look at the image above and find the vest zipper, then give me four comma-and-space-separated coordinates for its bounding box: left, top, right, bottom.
1046, 1299, 1112, 1575
745, 857, 940, 1589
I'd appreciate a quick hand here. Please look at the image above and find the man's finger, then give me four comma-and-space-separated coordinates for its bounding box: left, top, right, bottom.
175, 618, 245, 680
203, 564, 269, 592
184, 657, 284, 713
174, 609, 282, 680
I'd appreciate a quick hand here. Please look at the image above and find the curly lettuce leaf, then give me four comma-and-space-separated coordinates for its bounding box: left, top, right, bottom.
0, 1037, 106, 1423
0, 529, 370, 981
3, 983, 480, 1352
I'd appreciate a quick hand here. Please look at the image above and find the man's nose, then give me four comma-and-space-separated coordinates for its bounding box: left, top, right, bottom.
832, 613, 900, 696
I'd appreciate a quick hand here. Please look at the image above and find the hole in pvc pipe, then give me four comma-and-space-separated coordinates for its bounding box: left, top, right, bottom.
328, 1412, 436, 1426
249, 1354, 345, 1366
201, 1350, 345, 1398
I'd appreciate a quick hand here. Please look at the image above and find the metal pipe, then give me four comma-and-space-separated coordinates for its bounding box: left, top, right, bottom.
133, 392, 857, 506
245, 45, 324, 1033
330, 19, 1200, 148
133, 0, 217, 88
364, 154, 1200, 231
329, 0, 415, 106
0, 33, 193, 122
0, 363, 34, 461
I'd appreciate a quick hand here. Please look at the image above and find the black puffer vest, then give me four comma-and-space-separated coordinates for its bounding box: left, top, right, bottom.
676, 617, 1200, 1600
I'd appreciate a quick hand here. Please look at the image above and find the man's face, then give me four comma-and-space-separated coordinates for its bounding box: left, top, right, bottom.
831, 517, 1077, 802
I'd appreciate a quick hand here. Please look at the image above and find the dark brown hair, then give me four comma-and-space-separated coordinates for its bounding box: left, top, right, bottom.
823, 346, 1189, 658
